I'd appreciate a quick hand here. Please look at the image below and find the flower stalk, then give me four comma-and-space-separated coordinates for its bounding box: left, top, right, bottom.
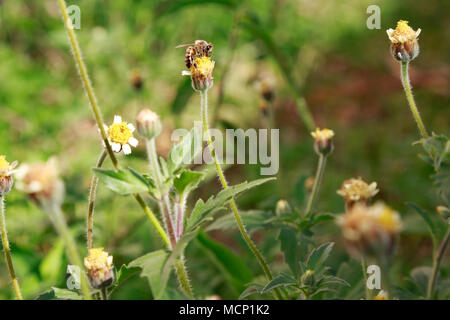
304, 153, 327, 217
200, 90, 281, 300
427, 228, 450, 299
400, 61, 429, 139
0, 196, 23, 300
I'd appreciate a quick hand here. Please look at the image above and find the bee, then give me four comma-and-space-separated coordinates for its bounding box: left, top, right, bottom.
176, 40, 213, 69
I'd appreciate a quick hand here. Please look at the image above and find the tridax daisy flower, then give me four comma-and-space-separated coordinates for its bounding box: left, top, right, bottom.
337, 202, 402, 256
15, 158, 65, 208
182, 56, 215, 92
337, 177, 379, 207
386, 20, 421, 62
0, 155, 18, 196
104, 115, 139, 155
84, 247, 114, 289
311, 128, 335, 156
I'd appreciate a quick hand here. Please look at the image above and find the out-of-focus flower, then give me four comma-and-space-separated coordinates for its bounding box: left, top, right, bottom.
386, 20, 421, 62
305, 176, 315, 191
337, 177, 379, 207
337, 202, 402, 256
104, 115, 139, 155
259, 80, 275, 102
373, 290, 388, 300
311, 128, 334, 156
275, 199, 291, 216
436, 206, 450, 219
0, 155, 18, 196
136, 109, 162, 140
182, 56, 215, 91
15, 158, 64, 208
206, 295, 222, 300
129, 68, 144, 91
84, 248, 114, 289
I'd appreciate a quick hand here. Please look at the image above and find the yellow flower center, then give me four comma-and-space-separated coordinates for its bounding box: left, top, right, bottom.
191, 56, 214, 76
0, 156, 10, 177
376, 206, 401, 233
391, 20, 419, 43
108, 122, 133, 145
84, 248, 112, 270
311, 128, 335, 141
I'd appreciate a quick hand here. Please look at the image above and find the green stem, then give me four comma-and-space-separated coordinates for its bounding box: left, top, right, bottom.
100, 287, 108, 300
361, 256, 370, 300
49, 205, 92, 300
87, 150, 107, 250
174, 257, 193, 297
0, 196, 23, 300
200, 90, 281, 300
305, 153, 327, 217
56, 0, 170, 249
400, 61, 429, 139
427, 228, 450, 299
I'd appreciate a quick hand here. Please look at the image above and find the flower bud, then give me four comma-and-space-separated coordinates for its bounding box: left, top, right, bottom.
182, 56, 215, 92
275, 199, 291, 216
136, 109, 162, 140
386, 20, 421, 62
0, 156, 18, 196
15, 158, 65, 209
436, 206, 450, 219
311, 128, 334, 156
84, 248, 114, 289
301, 270, 315, 286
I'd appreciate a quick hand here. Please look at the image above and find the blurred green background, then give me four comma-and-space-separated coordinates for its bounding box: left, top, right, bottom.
0, 0, 449, 299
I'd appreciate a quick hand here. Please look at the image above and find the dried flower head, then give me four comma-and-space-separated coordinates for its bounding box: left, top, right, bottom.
337, 177, 379, 207
337, 202, 402, 256
182, 56, 215, 91
0, 155, 18, 196
84, 248, 114, 289
311, 128, 334, 156
386, 20, 421, 62
15, 158, 64, 208
104, 115, 139, 155
373, 290, 389, 300
136, 109, 162, 140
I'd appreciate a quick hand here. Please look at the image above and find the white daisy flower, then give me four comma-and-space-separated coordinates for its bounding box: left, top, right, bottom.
104, 115, 139, 155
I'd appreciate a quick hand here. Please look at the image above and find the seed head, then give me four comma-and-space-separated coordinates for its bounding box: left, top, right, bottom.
84, 248, 114, 289
386, 20, 421, 62
311, 128, 334, 156
337, 177, 379, 208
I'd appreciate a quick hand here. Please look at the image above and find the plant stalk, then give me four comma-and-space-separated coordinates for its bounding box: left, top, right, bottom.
427, 228, 450, 299
305, 153, 327, 217
200, 90, 281, 300
0, 196, 23, 300
400, 61, 429, 139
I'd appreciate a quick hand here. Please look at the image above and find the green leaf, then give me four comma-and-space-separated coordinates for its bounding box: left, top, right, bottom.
39, 239, 64, 281
261, 273, 298, 293
196, 231, 253, 293
128, 250, 169, 299
206, 210, 273, 233
170, 77, 194, 114
37, 287, 82, 300
174, 170, 205, 196
406, 202, 438, 242
432, 169, 450, 207
239, 283, 264, 300
114, 264, 139, 286
278, 228, 302, 275
306, 242, 334, 272
168, 127, 202, 174
186, 178, 276, 232
93, 168, 150, 195
155, 0, 238, 17
416, 133, 450, 171
410, 266, 432, 297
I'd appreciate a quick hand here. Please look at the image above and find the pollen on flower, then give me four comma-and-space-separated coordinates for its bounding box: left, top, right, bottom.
191, 56, 214, 75
311, 128, 334, 142
84, 247, 114, 289
387, 20, 421, 44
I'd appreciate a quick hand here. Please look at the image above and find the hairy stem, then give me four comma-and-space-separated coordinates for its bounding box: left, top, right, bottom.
57, 0, 170, 249
200, 90, 281, 300
400, 61, 429, 139
305, 153, 327, 217
87, 150, 107, 250
174, 257, 193, 297
0, 196, 23, 300
427, 228, 450, 299
49, 205, 92, 300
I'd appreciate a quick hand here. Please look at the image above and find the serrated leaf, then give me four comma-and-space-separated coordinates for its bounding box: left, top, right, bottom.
306, 242, 334, 272
128, 250, 169, 299
186, 178, 275, 232
93, 168, 150, 195
278, 228, 301, 275
261, 273, 297, 293
37, 287, 82, 300
114, 264, 139, 286
410, 266, 432, 297
406, 202, 439, 242
206, 210, 273, 233
197, 231, 253, 293
239, 283, 264, 300
174, 170, 205, 196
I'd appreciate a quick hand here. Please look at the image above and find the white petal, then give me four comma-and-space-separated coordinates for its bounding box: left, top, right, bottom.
103, 124, 109, 131
114, 115, 122, 124
127, 123, 135, 132
416, 28, 421, 37
111, 142, 121, 152
128, 137, 138, 147
181, 70, 191, 76
28, 181, 43, 193
386, 29, 394, 36
122, 144, 132, 155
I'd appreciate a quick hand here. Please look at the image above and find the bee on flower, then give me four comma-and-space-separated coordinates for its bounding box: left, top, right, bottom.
386, 20, 421, 62
104, 115, 139, 155
337, 202, 402, 257
337, 177, 379, 208
15, 158, 65, 208
84, 247, 114, 289
179, 40, 215, 91
0, 156, 18, 196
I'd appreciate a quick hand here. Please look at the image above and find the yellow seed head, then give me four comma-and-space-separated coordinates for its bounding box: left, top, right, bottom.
311, 128, 334, 156
84, 248, 114, 289
386, 20, 421, 62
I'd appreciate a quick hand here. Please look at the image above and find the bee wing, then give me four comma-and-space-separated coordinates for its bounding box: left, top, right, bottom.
175, 43, 194, 48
